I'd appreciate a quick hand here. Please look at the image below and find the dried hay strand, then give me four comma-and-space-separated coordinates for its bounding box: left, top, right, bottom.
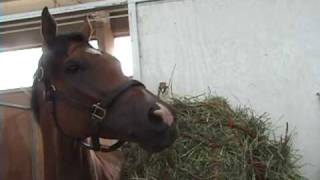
121, 96, 306, 180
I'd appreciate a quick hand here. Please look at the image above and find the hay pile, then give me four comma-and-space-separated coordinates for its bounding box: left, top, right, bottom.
121, 96, 306, 180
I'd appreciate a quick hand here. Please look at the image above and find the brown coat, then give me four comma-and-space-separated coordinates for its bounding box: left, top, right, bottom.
0, 90, 123, 180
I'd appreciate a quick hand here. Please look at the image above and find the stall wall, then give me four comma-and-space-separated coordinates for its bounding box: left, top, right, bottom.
133, 0, 320, 179
0, 90, 43, 180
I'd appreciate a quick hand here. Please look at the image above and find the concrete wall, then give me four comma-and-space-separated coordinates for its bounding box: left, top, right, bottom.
133, 0, 320, 179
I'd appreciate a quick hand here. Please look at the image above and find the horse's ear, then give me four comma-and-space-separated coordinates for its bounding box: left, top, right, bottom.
80, 16, 93, 41
41, 7, 57, 45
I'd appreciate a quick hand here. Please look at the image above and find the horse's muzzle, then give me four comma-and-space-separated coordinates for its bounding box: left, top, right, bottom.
138, 101, 177, 153
139, 125, 177, 153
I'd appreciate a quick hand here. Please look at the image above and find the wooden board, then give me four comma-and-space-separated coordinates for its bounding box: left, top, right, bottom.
0, 90, 43, 180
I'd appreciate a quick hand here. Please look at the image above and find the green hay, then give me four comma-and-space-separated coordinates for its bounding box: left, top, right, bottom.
121, 96, 306, 180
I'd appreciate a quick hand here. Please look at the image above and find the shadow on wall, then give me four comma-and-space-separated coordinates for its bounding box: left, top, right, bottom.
316, 93, 320, 180
316, 169, 320, 180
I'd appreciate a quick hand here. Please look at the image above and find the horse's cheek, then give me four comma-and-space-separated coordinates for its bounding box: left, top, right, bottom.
57, 104, 91, 137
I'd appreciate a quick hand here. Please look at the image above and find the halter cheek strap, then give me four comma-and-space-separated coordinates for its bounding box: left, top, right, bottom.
42, 72, 145, 152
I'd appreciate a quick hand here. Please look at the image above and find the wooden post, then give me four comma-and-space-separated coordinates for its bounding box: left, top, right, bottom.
94, 11, 114, 54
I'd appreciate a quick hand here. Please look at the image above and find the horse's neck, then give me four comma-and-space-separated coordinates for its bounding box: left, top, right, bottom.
39, 114, 93, 180
37, 101, 122, 180
39, 117, 121, 180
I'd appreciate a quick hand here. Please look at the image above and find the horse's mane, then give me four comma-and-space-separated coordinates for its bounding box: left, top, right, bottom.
31, 32, 87, 122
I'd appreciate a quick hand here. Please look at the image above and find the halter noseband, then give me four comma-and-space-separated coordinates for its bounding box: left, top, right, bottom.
37, 66, 145, 152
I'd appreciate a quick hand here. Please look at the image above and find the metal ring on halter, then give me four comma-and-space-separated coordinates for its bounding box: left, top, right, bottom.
37, 67, 44, 82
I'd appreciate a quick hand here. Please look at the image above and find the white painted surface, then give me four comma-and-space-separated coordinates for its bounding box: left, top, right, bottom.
128, 0, 142, 80
133, 0, 320, 179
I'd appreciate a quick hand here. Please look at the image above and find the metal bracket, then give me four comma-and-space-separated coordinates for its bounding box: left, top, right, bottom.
91, 103, 106, 121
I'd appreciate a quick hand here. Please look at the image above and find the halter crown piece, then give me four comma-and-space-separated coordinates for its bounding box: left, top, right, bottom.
36, 66, 145, 152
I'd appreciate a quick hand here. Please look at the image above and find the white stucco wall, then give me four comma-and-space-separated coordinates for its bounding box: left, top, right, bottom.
132, 0, 320, 179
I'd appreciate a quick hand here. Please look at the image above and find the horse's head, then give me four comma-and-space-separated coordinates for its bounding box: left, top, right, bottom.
32, 7, 176, 153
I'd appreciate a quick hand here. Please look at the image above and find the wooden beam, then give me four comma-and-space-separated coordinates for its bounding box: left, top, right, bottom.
0, 10, 129, 52
95, 11, 114, 54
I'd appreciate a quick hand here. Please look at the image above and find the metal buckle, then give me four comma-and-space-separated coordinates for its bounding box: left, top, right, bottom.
50, 85, 56, 91
44, 84, 57, 101
91, 103, 106, 121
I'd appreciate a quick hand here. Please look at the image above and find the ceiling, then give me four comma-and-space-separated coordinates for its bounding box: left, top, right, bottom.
0, 0, 103, 15
0, 0, 129, 52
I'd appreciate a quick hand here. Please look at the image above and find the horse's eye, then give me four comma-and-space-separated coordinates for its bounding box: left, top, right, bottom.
65, 64, 81, 74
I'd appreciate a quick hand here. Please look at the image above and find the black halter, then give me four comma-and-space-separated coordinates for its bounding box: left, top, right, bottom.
37, 67, 145, 152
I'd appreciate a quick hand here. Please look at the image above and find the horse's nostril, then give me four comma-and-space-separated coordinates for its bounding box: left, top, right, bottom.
148, 104, 162, 122
149, 112, 162, 124
151, 103, 174, 126
148, 104, 160, 114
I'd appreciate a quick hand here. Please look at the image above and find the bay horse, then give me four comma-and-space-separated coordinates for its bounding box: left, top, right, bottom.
2, 7, 176, 180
